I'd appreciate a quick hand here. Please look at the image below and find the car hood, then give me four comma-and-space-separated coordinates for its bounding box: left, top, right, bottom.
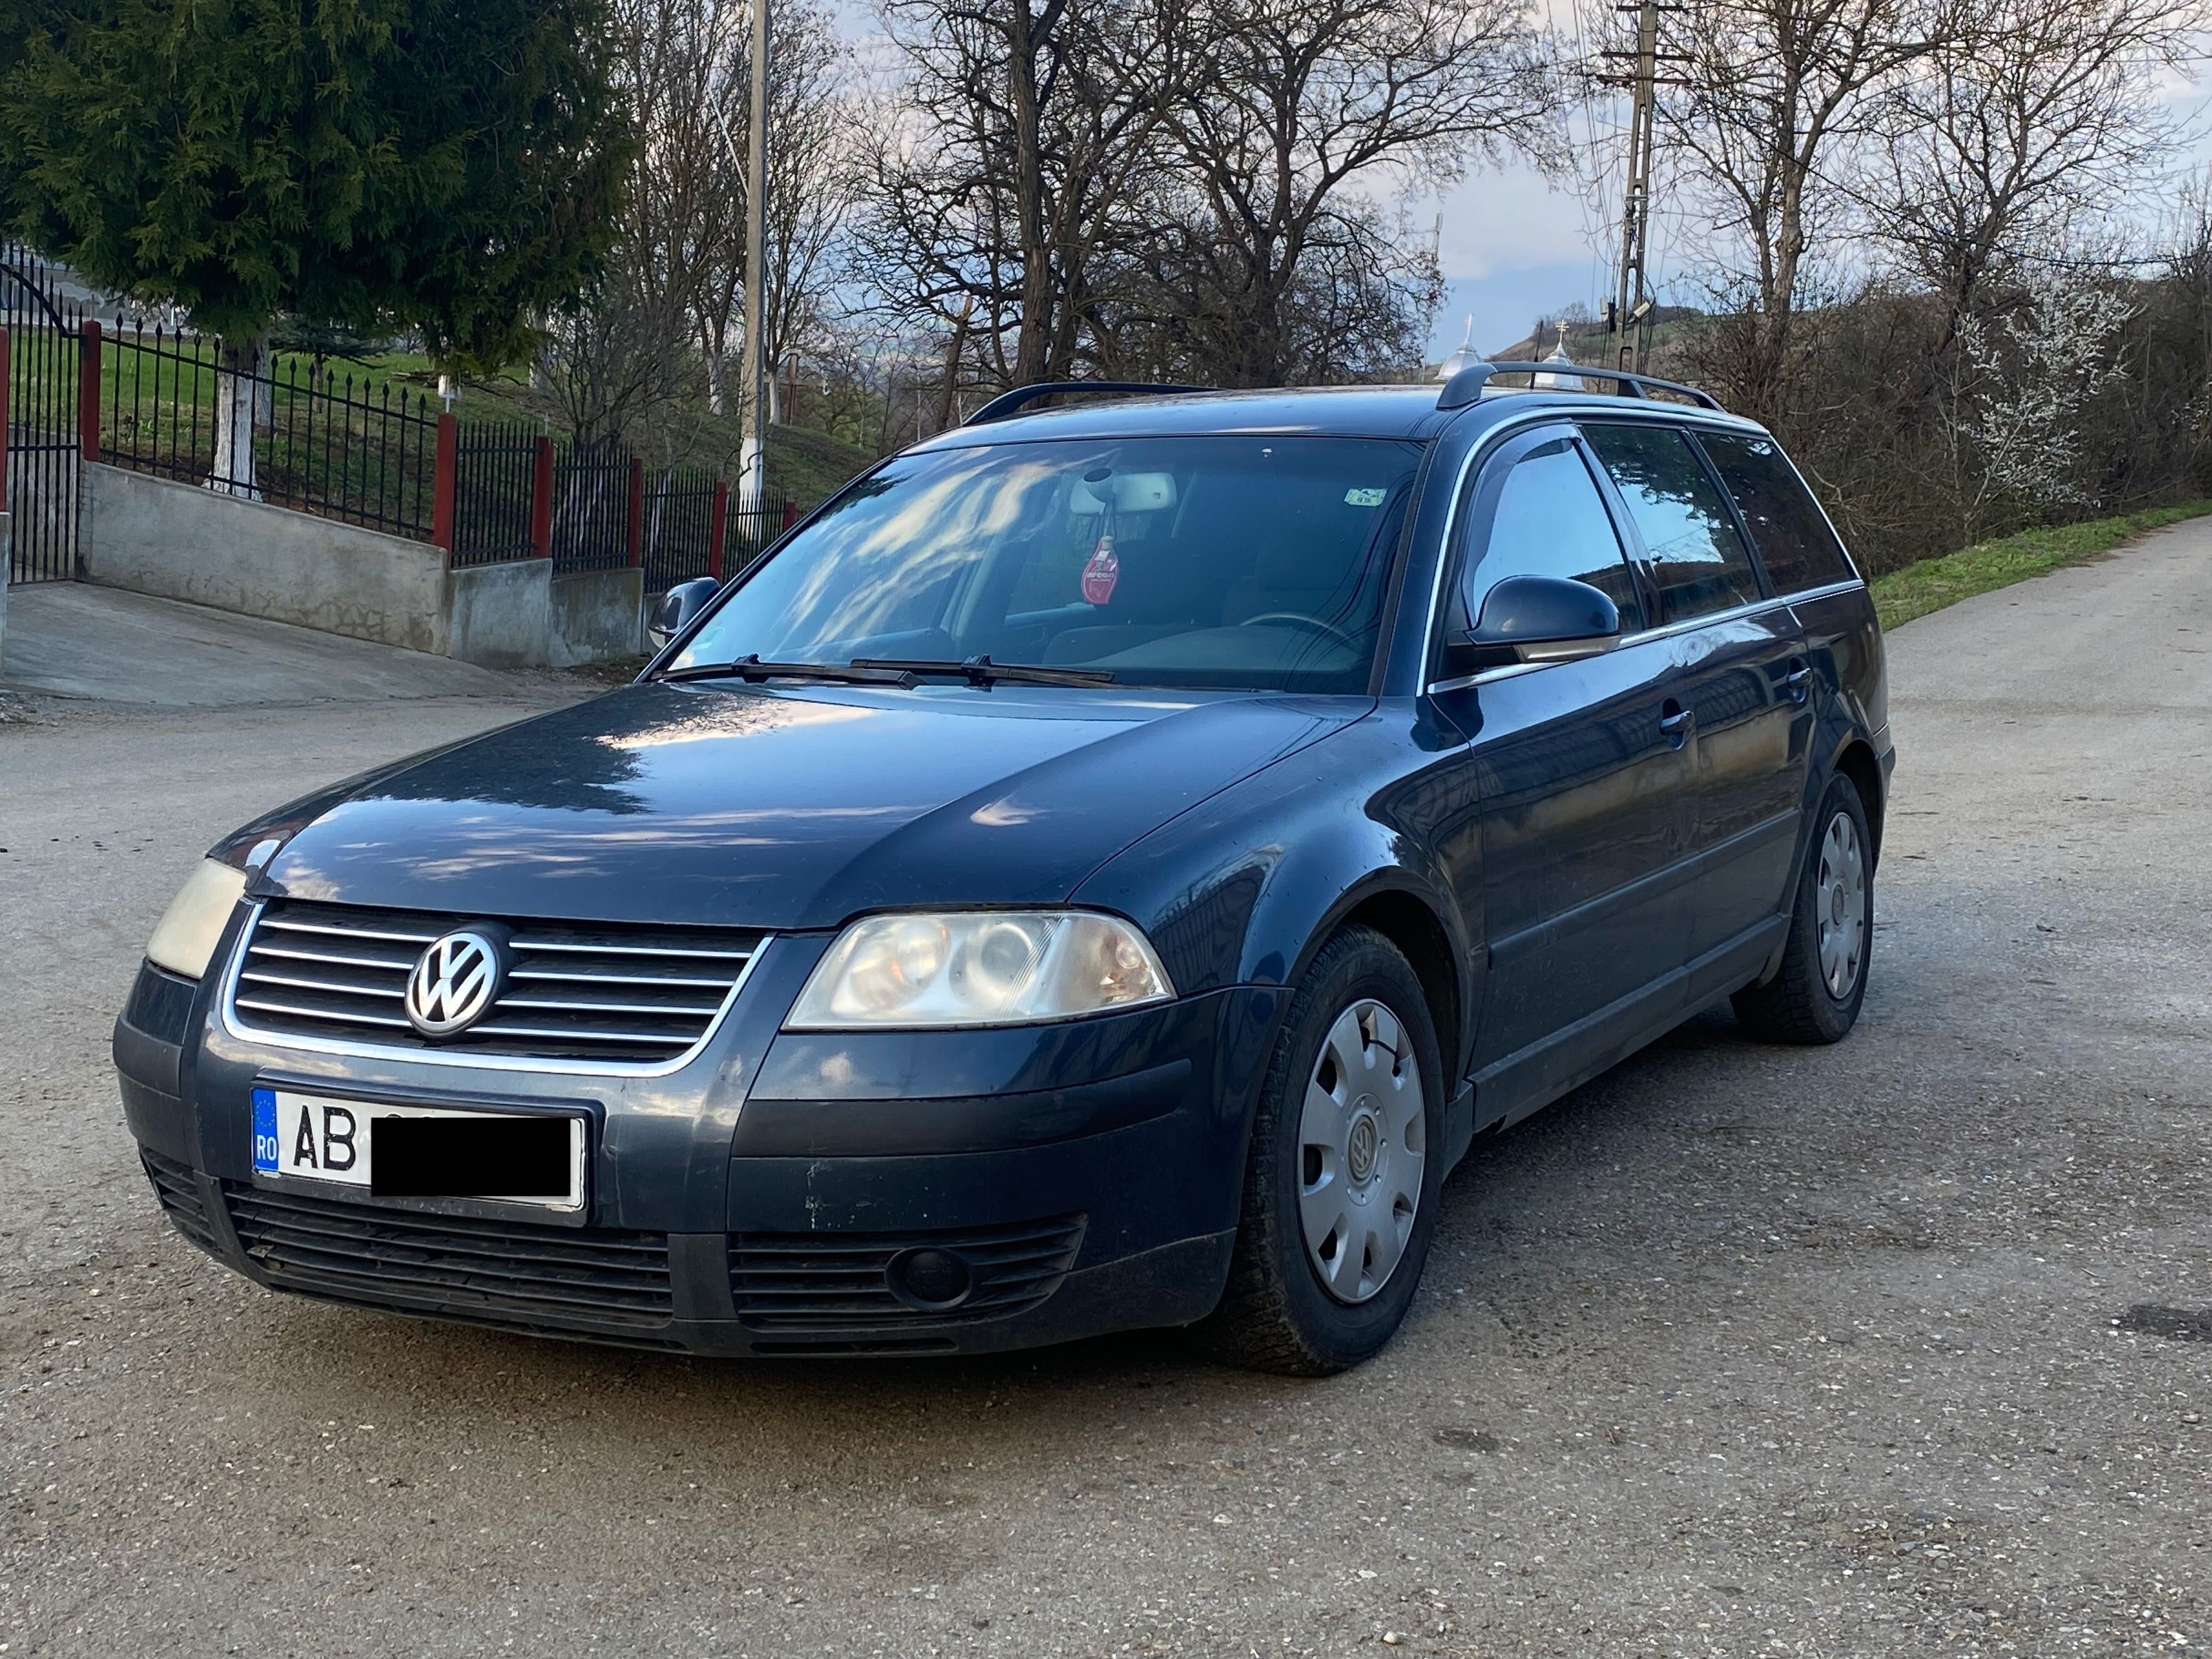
257, 680, 1364, 929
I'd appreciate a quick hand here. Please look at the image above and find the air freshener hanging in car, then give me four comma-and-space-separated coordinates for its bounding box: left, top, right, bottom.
1081, 537, 1120, 604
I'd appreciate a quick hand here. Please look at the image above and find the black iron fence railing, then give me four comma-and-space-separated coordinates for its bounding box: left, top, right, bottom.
6, 253, 810, 593
1, 247, 87, 583
100, 321, 442, 540
551, 439, 633, 572
450, 421, 543, 567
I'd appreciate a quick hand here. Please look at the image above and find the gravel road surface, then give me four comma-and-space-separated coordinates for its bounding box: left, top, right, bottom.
3, 527, 2208, 1657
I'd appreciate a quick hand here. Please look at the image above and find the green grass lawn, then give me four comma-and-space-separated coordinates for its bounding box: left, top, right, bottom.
1870, 502, 2212, 631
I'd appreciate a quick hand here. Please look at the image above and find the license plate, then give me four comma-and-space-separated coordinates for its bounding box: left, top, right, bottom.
250, 1088, 584, 1211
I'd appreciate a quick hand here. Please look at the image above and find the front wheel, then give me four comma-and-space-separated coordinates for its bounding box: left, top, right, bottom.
1732, 772, 1874, 1043
1194, 926, 1446, 1375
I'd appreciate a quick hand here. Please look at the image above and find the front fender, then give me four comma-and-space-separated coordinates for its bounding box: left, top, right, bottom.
1074, 709, 1478, 1079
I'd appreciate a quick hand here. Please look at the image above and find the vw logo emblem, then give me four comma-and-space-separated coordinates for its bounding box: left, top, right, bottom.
404, 929, 506, 1037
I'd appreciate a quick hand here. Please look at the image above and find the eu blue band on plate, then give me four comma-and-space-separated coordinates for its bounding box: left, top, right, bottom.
251, 1087, 280, 1173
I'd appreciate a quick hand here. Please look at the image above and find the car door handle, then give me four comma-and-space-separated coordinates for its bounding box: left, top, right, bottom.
1782, 657, 1813, 701
1658, 701, 1694, 744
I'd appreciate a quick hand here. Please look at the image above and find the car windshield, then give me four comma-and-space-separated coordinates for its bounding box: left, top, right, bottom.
670, 435, 1427, 693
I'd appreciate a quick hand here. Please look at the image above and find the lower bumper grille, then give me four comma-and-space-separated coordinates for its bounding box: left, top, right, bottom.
222, 1183, 674, 1333
730, 1214, 1086, 1344
141, 1149, 221, 1255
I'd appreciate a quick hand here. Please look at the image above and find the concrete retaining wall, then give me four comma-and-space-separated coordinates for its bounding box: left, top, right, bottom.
550, 567, 644, 667
75, 461, 641, 668
81, 462, 450, 654
448, 559, 553, 669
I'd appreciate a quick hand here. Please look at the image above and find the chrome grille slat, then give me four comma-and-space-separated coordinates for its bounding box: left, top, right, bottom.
228, 901, 764, 1068
251, 943, 420, 972
510, 939, 753, 960
241, 968, 407, 998
236, 994, 416, 1029
496, 996, 726, 1017
506, 968, 730, 988
262, 917, 440, 945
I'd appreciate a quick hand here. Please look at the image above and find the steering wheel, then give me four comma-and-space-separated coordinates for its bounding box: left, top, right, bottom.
1238, 611, 1358, 651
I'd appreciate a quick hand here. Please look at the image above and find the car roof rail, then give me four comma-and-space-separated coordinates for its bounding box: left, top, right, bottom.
962, 380, 1213, 426
1436, 359, 1724, 413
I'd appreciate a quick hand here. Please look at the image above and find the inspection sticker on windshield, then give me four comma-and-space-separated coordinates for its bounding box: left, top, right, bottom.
1344, 488, 1387, 507
1081, 536, 1120, 603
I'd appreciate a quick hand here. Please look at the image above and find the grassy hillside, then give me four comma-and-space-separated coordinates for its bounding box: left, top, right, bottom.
1870, 503, 2212, 630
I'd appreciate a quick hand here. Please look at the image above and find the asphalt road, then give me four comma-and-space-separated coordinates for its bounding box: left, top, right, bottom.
3, 528, 2208, 1657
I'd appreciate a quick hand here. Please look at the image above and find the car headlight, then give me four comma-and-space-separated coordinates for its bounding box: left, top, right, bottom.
145, 859, 249, 980
785, 911, 1175, 1029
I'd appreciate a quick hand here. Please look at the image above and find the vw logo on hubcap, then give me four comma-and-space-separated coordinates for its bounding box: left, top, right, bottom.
403, 928, 506, 1036
1346, 1108, 1381, 1183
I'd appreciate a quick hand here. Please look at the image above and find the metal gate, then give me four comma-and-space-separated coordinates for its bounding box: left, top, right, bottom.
2, 243, 83, 584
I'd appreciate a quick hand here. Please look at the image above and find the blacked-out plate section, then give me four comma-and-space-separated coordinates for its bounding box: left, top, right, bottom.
371, 1114, 571, 1199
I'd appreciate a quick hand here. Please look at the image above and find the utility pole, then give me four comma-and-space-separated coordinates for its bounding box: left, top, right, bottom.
1602, 0, 1686, 374
741, 0, 770, 513
1610, 0, 1660, 376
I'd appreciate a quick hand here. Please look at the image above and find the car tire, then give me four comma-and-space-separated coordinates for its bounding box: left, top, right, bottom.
1731, 771, 1874, 1044
1193, 925, 1447, 1376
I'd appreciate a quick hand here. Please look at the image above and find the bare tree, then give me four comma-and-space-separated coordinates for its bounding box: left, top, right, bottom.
857, 0, 1189, 388
1659, 0, 1955, 415
1121, 0, 1552, 385
541, 0, 738, 450
1855, 0, 2196, 343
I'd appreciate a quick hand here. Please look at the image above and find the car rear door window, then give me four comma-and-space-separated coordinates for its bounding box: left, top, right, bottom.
1465, 436, 1642, 630
1583, 424, 1763, 625
1696, 431, 1855, 593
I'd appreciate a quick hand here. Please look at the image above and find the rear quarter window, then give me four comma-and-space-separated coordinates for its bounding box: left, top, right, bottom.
1697, 431, 1856, 593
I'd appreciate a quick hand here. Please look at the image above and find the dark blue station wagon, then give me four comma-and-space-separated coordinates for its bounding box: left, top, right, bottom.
116, 364, 1892, 1373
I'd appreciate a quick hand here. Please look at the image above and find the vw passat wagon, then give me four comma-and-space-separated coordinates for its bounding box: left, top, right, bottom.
117, 365, 1891, 1374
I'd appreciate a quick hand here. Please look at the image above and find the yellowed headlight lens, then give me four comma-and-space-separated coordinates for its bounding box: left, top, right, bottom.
787, 911, 1172, 1029
145, 859, 248, 980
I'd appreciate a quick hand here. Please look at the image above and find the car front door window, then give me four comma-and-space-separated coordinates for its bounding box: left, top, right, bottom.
1459, 436, 1643, 633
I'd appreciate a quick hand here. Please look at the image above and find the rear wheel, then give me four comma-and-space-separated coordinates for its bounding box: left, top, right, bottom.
1194, 926, 1445, 1375
1732, 772, 1873, 1043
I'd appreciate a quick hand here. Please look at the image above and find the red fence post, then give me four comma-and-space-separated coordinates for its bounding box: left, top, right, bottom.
431, 413, 458, 555
625, 455, 644, 569
708, 479, 729, 580
530, 434, 555, 559
77, 319, 102, 462
782, 498, 797, 532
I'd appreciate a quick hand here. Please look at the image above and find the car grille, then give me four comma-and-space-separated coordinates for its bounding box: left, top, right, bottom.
729, 1215, 1086, 1351
141, 1149, 222, 1256
223, 1183, 676, 1334
229, 899, 764, 1065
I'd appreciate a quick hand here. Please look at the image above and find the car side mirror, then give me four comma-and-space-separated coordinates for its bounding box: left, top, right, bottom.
648, 577, 721, 651
1468, 574, 1621, 664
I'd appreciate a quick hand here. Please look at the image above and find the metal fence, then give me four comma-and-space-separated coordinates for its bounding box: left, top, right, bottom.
1, 248, 84, 583
450, 420, 543, 567
100, 320, 441, 540
5, 241, 808, 598
550, 439, 633, 572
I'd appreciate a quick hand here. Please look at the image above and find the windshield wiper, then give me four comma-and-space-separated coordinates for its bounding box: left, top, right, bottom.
850, 655, 1114, 688
658, 654, 918, 687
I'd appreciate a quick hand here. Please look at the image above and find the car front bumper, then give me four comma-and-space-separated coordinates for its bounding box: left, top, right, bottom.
115, 929, 1284, 1358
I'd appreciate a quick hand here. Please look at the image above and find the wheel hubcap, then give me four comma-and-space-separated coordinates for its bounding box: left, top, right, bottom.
1815, 809, 1867, 1000
1298, 998, 1426, 1305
